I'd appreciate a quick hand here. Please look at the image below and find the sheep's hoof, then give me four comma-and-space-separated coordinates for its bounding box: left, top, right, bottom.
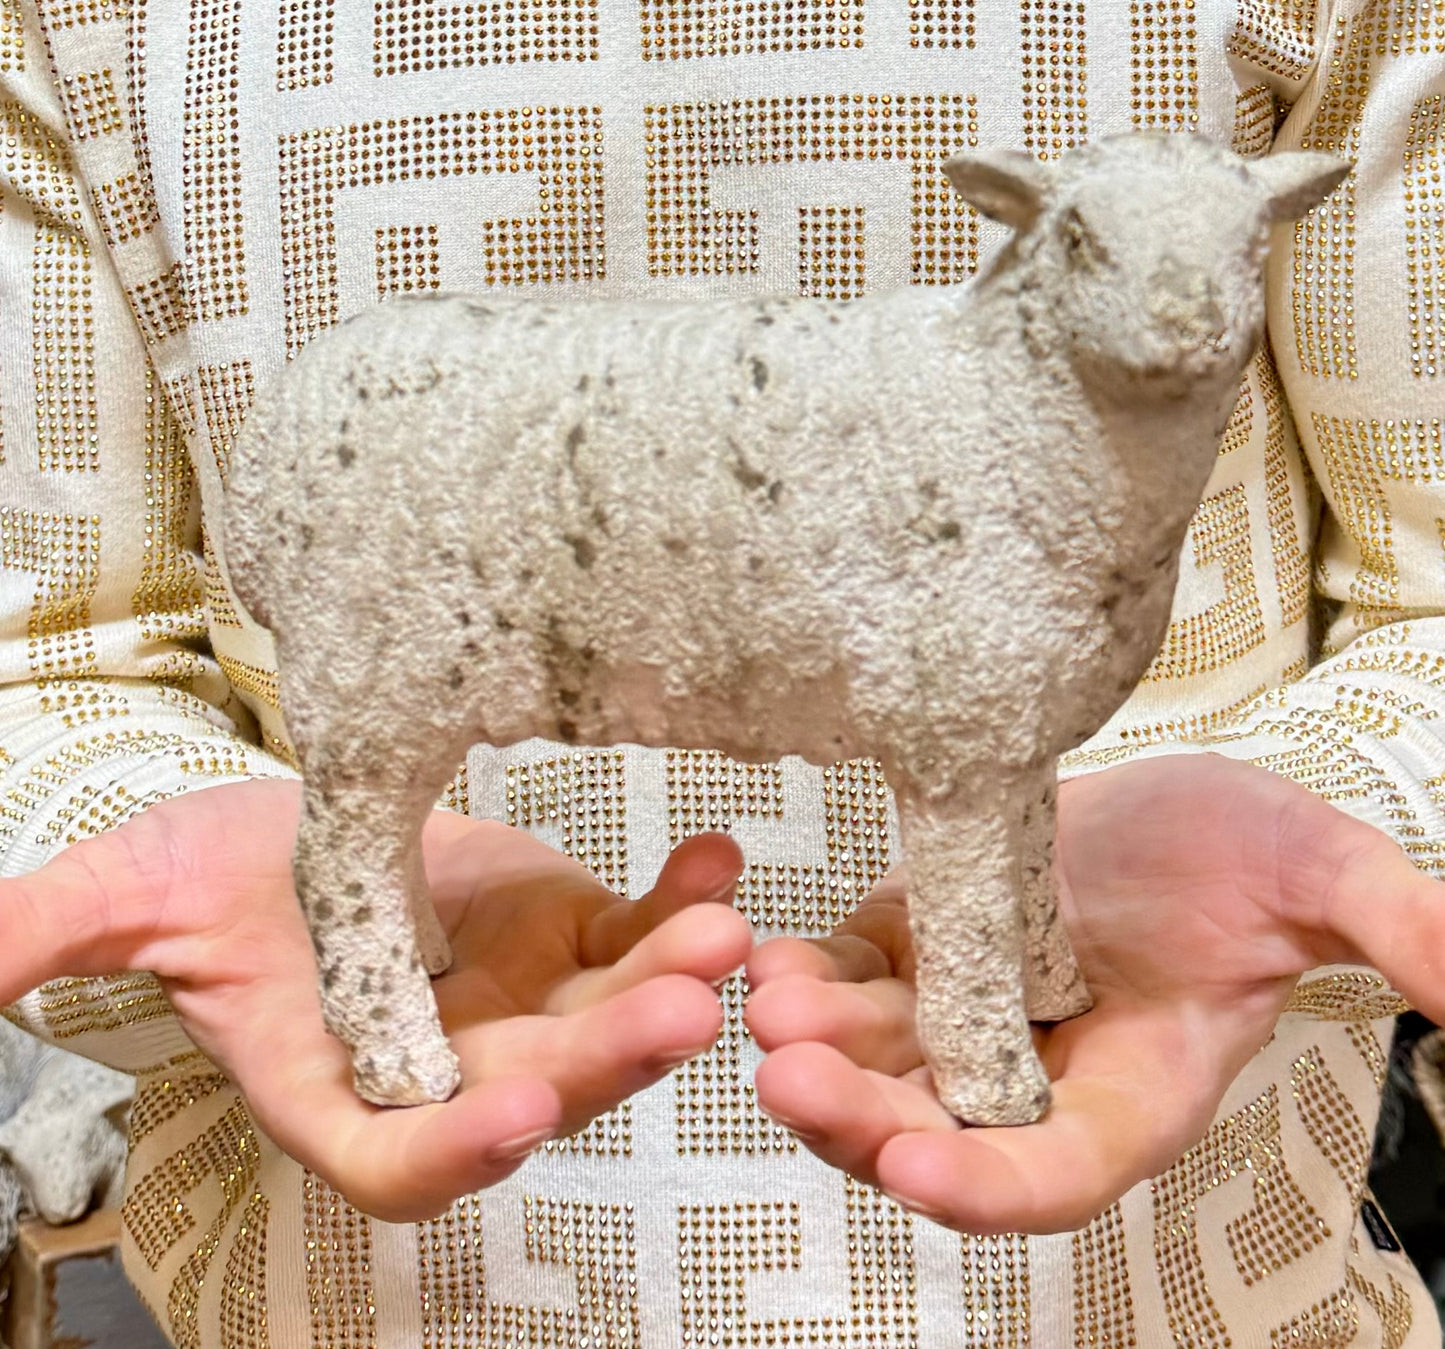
933, 1056, 1052, 1127
351, 1036, 461, 1108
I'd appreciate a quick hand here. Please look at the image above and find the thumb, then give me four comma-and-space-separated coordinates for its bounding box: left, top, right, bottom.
1277, 794, 1445, 1021
0, 780, 283, 1002
0, 837, 162, 1001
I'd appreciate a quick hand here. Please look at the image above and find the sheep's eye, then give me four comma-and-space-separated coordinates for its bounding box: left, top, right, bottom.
1061, 208, 1106, 268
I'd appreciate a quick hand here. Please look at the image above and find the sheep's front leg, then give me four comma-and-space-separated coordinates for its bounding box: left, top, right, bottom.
293, 762, 461, 1108
1019, 765, 1092, 1022
901, 786, 1051, 1125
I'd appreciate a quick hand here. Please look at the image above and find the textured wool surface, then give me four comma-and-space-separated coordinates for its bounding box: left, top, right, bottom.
227, 136, 1347, 1121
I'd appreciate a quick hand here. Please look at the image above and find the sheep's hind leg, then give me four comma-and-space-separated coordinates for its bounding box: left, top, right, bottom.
292, 739, 462, 1107
900, 785, 1050, 1126
1019, 765, 1092, 1022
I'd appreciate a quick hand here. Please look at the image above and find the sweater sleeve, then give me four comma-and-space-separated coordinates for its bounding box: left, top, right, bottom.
0, 0, 291, 1073
1064, 0, 1445, 1019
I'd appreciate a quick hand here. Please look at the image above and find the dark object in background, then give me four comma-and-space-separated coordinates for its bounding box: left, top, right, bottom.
1370, 1012, 1445, 1319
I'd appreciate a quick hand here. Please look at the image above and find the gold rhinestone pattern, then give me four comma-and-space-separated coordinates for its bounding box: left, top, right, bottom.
302, 1173, 376, 1349
277, 0, 333, 89
1291, 1047, 1372, 1201
1261, 354, 1311, 626
1293, 11, 1363, 381
1220, 377, 1253, 456
677, 972, 790, 1155
379, 0, 599, 71
645, 95, 979, 285
507, 749, 626, 891
32, 223, 97, 473
92, 169, 161, 245
1, 100, 85, 227
0, 3, 22, 70
1228, 0, 1318, 86
1020, 0, 1087, 157
123, 1100, 256, 1272
1269, 1286, 1359, 1347
798, 205, 866, 299
1346, 1021, 1388, 1088
1144, 486, 1266, 680
279, 107, 604, 356
220, 1192, 270, 1349
39, 780, 175, 847
417, 1195, 484, 1349
1130, 0, 1198, 131
0, 507, 100, 677
910, 0, 973, 49
640, 0, 857, 60
130, 1055, 231, 1146
1404, 95, 1443, 380
665, 747, 782, 844
495, 1198, 637, 1341
1153, 1086, 1323, 1347
59, 68, 124, 140
197, 361, 256, 482
1232, 82, 1276, 158
167, 1107, 263, 1349
128, 261, 195, 346
677, 1182, 915, 1341
1071, 1204, 1136, 1347
205, 531, 244, 629
375, 224, 441, 296
134, 371, 205, 646
215, 654, 281, 709
961, 1233, 1029, 1346
439, 760, 469, 814
1348, 1265, 1412, 1349
184, 0, 247, 320
37, 970, 171, 1039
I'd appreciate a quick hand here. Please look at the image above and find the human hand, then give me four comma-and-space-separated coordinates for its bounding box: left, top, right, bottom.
2, 779, 750, 1221
745, 753, 1445, 1232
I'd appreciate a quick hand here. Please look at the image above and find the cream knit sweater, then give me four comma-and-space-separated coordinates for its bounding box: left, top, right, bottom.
0, 0, 1441, 1341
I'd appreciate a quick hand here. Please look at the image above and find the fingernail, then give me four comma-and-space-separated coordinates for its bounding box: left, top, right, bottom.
493, 1126, 553, 1161
764, 1112, 824, 1145
648, 1047, 699, 1073
882, 1190, 949, 1224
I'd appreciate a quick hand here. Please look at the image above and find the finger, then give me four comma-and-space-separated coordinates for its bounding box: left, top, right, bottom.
877, 1005, 1230, 1234
554, 902, 750, 1014
580, 832, 744, 967
219, 982, 564, 1225
745, 972, 922, 1076
490, 973, 727, 1134
0, 781, 297, 999
1288, 812, 1445, 1022
753, 1042, 957, 1183
746, 936, 841, 986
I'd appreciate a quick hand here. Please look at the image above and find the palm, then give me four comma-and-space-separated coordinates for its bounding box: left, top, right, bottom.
746, 754, 1445, 1233
6, 779, 750, 1222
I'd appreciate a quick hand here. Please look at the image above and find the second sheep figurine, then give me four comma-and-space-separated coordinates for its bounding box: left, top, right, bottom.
225, 132, 1348, 1125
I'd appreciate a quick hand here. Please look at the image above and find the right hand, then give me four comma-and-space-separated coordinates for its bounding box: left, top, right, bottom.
1, 778, 750, 1221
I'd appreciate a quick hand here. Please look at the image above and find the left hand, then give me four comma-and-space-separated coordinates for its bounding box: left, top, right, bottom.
745, 753, 1445, 1233
1, 780, 751, 1222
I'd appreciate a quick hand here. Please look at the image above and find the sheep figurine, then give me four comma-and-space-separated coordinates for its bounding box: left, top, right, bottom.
225, 133, 1348, 1126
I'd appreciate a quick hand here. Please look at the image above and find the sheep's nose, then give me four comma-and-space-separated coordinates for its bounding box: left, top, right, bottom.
1149, 255, 1226, 342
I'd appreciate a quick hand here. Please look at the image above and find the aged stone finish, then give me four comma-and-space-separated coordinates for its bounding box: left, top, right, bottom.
0, 1023, 131, 1231
226, 135, 1347, 1124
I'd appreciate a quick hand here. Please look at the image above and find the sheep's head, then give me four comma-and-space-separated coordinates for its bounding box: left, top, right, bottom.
943, 134, 1349, 401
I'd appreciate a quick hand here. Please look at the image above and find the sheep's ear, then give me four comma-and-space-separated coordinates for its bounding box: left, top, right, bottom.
942, 149, 1054, 231
1251, 151, 1352, 222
